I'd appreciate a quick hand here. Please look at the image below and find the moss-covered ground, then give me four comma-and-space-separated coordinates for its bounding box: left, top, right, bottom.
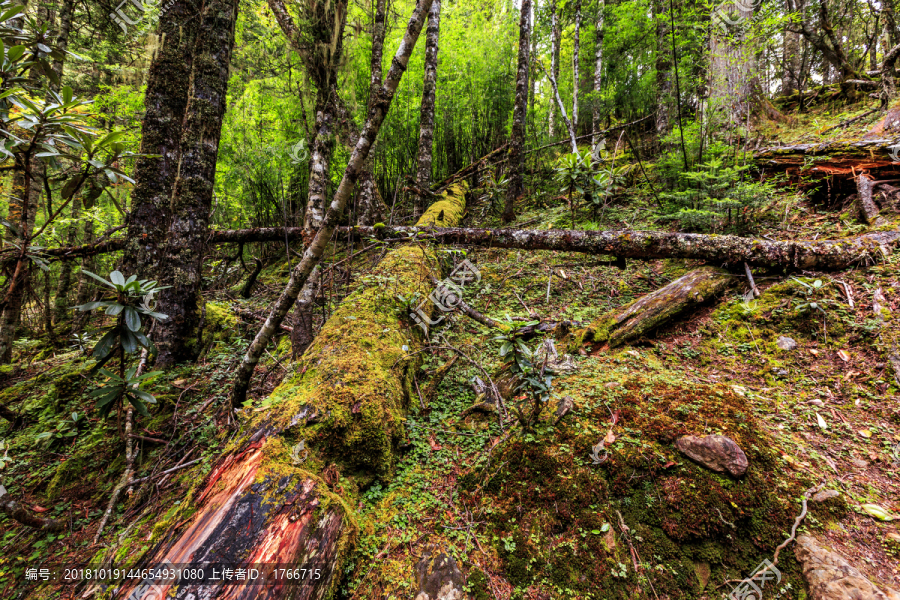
1, 104, 899, 599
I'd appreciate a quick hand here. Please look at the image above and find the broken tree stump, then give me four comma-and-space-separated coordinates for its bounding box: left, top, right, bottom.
113, 183, 468, 600
573, 266, 734, 349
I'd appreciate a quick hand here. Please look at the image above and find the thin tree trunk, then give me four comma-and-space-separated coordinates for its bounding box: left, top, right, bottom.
501, 0, 532, 223
782, 27, 802, 95
304, 94, 337, 231
709, 1, 755, 131
542, 61, 578, 152
290, 265, 321, 359
655, 0, 673, 148
592, 0, 605, 151
53, 197, 80, 325
122, 0, 203, 278
356, 0, 389, 226
549, 0, 560, 139
414, 0, 441, 217
573, 0, 582, 133
153, 0, 241, 368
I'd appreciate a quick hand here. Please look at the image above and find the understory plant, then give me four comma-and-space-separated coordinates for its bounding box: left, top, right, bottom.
76, 271, 168, 419
492, 316, 553, 431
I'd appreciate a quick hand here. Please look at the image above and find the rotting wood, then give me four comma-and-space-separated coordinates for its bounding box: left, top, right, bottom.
113, 182, 466, 600
856, 173, 884, 225
30, 226, 900, 271
573, 266, 734, 349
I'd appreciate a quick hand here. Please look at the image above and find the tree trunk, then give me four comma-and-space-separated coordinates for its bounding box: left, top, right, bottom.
70, 218, 95, 333
122, 0, 203, 278
115, 11, 438, 597
53, 197, 81, 326
501, 0, 532, 223
655, 0, 673, 147
355, 0, 389, 226
153, 0, 240, 368
573, 0, 582, 133
304, 94, 337, 231
414, 0, 441, 217
549, 0, 560, 139
290, 265, 321, 359
574, 266, 733, 348
592, 0, 605, 151
709, 1, 755, 132
782, 27, 802, 95
50, 0, 75, 89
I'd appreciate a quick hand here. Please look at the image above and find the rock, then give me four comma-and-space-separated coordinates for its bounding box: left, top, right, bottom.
554, 396, 575, 422
777, 336, 798, 351
849, 458, 870, 469
811, 490, 841, 503
795, 535, 900, 600
675, 434, 749, 476
414, 548, 466, 600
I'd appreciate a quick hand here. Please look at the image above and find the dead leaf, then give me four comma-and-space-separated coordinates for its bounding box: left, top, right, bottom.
809, 349, 819, 356
31, 505, 49, 513
816, 412, 828, 430
662, 461, 676, 469
604, 429, 616, 445
428, 435, 442, 451
837, 350, 850, 362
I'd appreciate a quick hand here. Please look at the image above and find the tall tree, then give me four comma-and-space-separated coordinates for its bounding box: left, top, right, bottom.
501, 0, 532, 223
415, 0, 442, 215
710, 1, 756, 131
355, 0, 389, 226
153, 0, 241, 367
122, 0, 203, 279
549, 0, 560, 138
573, 0, 582, 131
654, 0, 673, 147
592, 0, 605, 150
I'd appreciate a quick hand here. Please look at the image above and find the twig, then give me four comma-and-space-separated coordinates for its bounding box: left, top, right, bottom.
129, 458, 203, 485
744, 262, 760, 298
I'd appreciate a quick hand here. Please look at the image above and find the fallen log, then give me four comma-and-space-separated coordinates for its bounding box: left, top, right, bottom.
573, 266, 734, 349
113, 184, 467, 599
31, 225, 900, 270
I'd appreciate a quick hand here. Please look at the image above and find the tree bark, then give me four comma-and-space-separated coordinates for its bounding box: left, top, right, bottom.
575, 266, 733, 348
355, 0, 389, 226
116, 10, 438, 598
782, 18, 802, 95
709, 1, 755, 131
153, 0, 241, 368
501, 0, 532, 223
592, 0, 605, 151
34, 223, 900, 271
304, 94, 338, 231
53, 197, 80, 326
573, 0, 582, 132
414, 0, 441, 217
290, 265, 321, 359
654, 0, 673, 147
122, 0, 203, 278
549, 0, 560, 139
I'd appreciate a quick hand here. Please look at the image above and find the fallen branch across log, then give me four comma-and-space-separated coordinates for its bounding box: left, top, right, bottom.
21, 224, 900, 270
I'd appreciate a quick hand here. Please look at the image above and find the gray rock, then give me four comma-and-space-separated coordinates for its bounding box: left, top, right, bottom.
414, 548, 466, 600
777, 336, 798, 351
811, 490, 840, 503
795, 535, 900, 600
675, 434, 749, 477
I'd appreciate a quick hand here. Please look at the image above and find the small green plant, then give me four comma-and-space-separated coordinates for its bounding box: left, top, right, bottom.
492, 316, 553, 431
791, 277, 827, 314
35, 412, 85, 447
76, 270, 168, 419
554, 149, 594, 228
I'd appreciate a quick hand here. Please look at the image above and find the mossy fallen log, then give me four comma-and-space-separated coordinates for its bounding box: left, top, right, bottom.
113, 184, 467, 599
573, 266, 734, 349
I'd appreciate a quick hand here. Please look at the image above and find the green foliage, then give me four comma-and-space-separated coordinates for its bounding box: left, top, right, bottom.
76, 270, 168, 359
34, 412, 84, 447
790, 277, 828, 314
492, 316, 554, 431
88, 366, 162, 419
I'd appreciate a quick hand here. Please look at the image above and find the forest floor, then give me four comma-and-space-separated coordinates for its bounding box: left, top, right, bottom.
1, 100, 899, 599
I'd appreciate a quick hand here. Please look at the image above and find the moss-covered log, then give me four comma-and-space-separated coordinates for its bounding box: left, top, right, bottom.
115, 183, 466, 600
574, 266, 734, 348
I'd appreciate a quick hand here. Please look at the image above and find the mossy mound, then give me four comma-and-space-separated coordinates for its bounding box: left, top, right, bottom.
462, 372, 807, 598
